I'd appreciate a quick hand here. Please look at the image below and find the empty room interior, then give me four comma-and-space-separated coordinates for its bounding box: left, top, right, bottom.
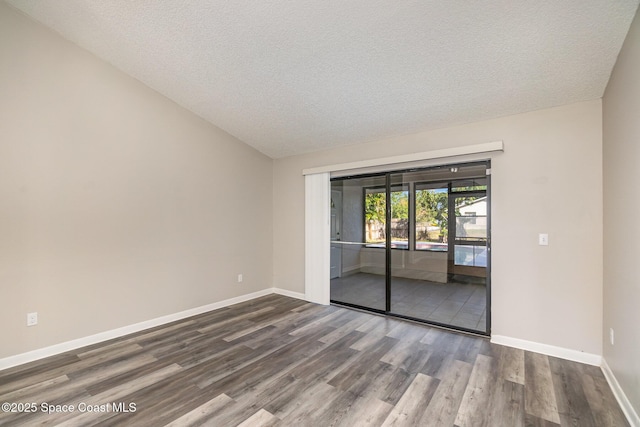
1, 1, 639, 426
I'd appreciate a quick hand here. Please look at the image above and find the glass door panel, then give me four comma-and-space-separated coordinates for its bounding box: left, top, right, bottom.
330, 175, 386, 312
447, 179, 488, 333
389, 172, 452, 324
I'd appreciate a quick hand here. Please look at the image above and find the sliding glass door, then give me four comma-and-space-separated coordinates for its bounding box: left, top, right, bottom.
330, 161, 491, 334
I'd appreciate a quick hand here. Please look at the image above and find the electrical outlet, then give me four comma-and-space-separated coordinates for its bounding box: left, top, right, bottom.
237, 274, 243, 283
610, 328, 614, 345
538, 233, 549, 246
27, 312, 38, 327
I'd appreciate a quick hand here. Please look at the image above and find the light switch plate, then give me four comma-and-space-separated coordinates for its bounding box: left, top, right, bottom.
539, 233, 549, 246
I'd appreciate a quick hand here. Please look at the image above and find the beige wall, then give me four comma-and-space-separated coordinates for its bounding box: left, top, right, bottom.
0, 3, 273, 359
603, 6, 640, 416
274, 100, 603, 355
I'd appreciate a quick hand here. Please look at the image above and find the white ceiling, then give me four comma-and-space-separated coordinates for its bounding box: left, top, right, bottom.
6, 1, 639, 158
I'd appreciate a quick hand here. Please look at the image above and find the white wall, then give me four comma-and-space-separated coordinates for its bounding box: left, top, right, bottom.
603, 5, 640, 418
0, 3, 273, 359
274, 100, 603, 356
340, 183, 364, 274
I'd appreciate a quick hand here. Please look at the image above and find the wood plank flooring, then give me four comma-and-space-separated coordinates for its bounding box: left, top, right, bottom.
0, 294, 629, 426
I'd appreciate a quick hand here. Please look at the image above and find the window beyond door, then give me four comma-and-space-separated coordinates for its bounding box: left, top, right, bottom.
415, 183, 448, 252
364, 186, 409, 249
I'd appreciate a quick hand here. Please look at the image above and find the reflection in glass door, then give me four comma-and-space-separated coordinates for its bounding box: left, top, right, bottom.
330, 162, 490, 334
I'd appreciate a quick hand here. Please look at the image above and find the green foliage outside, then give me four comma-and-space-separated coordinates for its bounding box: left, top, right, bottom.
365, 192, 386, 242
364, 185, 486, 244
364, 191, 409, 219
364, 192, 385, 223
415, 189, 448, 241
365, 191, 409, 242
390, 191, 408, 219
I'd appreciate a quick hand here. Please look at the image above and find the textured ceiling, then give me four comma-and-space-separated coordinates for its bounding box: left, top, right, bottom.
6, 1, 639, 158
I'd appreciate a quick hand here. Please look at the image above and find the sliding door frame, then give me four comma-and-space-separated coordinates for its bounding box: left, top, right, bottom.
329, 160, 492, 336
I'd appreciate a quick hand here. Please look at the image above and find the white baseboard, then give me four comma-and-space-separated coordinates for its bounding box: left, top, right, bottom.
271, 287, 306, 301
491, 335, 602, 366
601, 358, 640, 427
0, 288, 305, 372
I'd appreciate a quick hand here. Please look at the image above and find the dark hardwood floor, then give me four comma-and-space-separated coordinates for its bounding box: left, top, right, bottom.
0, 294, 629, 426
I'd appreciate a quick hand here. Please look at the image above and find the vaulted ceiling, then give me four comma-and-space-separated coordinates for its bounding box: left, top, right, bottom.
6, 1, 639, 158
